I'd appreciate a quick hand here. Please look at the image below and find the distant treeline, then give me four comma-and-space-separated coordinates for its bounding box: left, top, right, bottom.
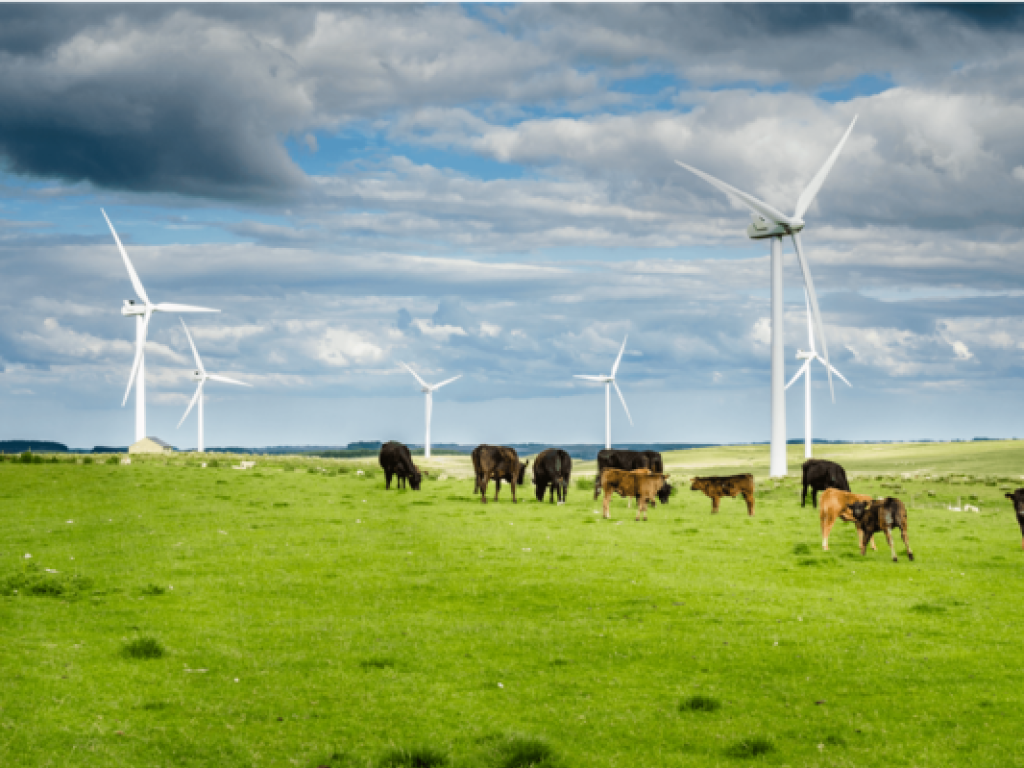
0, 440, 69, 453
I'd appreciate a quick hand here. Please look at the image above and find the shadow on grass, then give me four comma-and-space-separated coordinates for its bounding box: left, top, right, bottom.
121, 637, 165, 659
724, 735, 774, 758
378, 745, 449, 767
680, 694, 721, 713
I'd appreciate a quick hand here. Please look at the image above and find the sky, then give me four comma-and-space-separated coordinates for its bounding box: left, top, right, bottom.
2, 3, 1024, 450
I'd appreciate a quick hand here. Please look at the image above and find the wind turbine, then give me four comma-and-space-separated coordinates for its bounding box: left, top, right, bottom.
103, 209, 219, 443
177, 319, 252, 453
574, 335, 633, 450
675, 116, 857, 476
400, 362, 461, 458
785, 291, 852, 459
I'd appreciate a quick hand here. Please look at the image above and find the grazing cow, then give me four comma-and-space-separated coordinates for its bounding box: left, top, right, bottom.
378, 441, 422, 491
690, 474, 756, 516
533, 448, 572, 504
600, 468, 671, 521
472, 444, 528, 504
593, 449, 666, 505
819, 488, 876, 552
1003, 489, 1024, 549
801, 459, 851, 508
848, 497, 914, 562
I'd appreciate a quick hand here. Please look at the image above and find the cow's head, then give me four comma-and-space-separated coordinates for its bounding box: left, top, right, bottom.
409, 465, 423, 491
657, 476, 673, 505
517, 459, 529, 485
848, 500, 870, 521
1006, 489, 1024, 512
690, 477, 708, 492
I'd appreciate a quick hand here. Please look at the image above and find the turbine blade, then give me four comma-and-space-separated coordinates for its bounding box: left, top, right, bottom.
574, 375, 605, 381
791, 232, 835, 402
432, 374, 462, 390
819, 357, 852, 388
612, 380, 633, 426
400, 361, 429, 389
785, 359, 811, 390
674, 161, 796, 227
208, 374, 252, 387
154, 303, 219, 314
178, 381, 203, 428
793, 115, 858, 220
102, 209, 149, 304
611, 335, 628, 377
180, 318, 204, 373
122, 311, 151, 407
804, 288, 815, 353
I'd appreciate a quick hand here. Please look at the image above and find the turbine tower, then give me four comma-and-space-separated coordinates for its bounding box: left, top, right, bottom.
177, 319, 252, 453
675, 116, 857, 476
786, 291, 851, 459
400, 362, 461, 458
574, 335, 633, 450
103, 210, 219, 442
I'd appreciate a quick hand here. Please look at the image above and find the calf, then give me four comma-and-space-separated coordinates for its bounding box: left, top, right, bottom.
472, 444, 528, 504
600, 468, 671, 521
801, 458, 851, 508
594, 449, 668, 507
848, 497, 914, 562
819, 488, 876, 552
533, 448, 572, 504
1003, 489, 1024, 549
378, 441, 422, 491
690, 474, 755, 516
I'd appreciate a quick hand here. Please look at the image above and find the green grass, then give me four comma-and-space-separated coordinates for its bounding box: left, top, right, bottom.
2, 442, 1024, 766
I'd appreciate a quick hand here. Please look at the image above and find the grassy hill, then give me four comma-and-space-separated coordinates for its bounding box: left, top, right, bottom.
1, 441, 1023, 767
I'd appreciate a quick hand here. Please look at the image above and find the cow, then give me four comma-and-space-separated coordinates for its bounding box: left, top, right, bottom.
472, 444, 528, 504
600, 468, 671, 521
593, 449, 666, 504
378, 441, 422, 491
532, 448, 572, 504
1003, 489, 1024, 549
848, 497, 914, 562
801, 458, 851, 508
690, 474, 755, 516
819, 488, 877, 552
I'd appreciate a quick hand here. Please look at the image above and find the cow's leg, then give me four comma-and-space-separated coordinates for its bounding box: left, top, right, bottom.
385, 470, 393, 490
493, 477, 501, 501
711, 495, 720, 514
821, 512, 831, 551
801, 483, 808, 507
884, 527, 897, 561
743, 491, 755, 516
811, 488, 818, 508
900, 526, 914, 561
511, 476, 517, 504
602, 489, 611, 519
479, 476, 489, 504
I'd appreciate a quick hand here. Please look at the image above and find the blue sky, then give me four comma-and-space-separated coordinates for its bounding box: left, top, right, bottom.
2, 4, 1024, 450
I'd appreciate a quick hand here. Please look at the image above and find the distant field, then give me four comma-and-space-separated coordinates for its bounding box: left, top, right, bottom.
2, 442, 1023, 767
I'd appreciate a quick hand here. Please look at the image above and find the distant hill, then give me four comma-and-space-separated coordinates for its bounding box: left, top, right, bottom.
0, 440, 68, 454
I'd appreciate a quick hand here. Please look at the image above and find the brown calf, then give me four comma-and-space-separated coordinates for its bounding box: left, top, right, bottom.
600, 468, 670, 521
689, 474, 755, 516
848, 497, 914, 562
819, 488, 877, 552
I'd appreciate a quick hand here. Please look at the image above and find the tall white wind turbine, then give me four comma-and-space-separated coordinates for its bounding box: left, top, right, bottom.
103, 209, 219, 442
574, 335, 633, 450
675, 116, 857, 476
400, 362, 461, 458
177, 319, 252, 453
786, 291, 851, 459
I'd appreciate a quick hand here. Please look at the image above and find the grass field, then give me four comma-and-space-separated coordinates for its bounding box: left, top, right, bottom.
2, 442, 1024, 767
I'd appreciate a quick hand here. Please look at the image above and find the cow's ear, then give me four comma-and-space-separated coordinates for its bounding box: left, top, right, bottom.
1006, 493, 1014, 500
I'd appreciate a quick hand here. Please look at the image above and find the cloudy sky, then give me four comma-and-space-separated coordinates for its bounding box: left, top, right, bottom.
2, 3, 1024, 450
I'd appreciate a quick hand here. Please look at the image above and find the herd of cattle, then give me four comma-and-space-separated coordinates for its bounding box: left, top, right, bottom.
378, 442, 1024, 558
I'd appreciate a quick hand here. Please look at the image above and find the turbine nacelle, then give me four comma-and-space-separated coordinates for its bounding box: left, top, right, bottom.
795, 349, 814, 361
191, 370, 204, 381
747, 215, 804, 240
122, 299, 147, 317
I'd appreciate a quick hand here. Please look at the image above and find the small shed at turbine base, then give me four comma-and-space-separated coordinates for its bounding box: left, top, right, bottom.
129, 437, 175, 455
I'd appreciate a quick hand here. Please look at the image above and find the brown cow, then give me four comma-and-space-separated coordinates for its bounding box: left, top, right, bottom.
690, 474, 755, 516
848, 497, 914, 562
472, 444, 528, 504
600, 468, 671, 521
819, 488, 877, 552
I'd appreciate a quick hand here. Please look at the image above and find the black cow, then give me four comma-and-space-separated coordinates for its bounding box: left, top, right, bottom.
1004, 489, 1024, 550
593, 449, 665, 501
801, 458, 850, 508
378, 441, 422, 491
533, 448, 572, 504
472, 444, 529, 503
